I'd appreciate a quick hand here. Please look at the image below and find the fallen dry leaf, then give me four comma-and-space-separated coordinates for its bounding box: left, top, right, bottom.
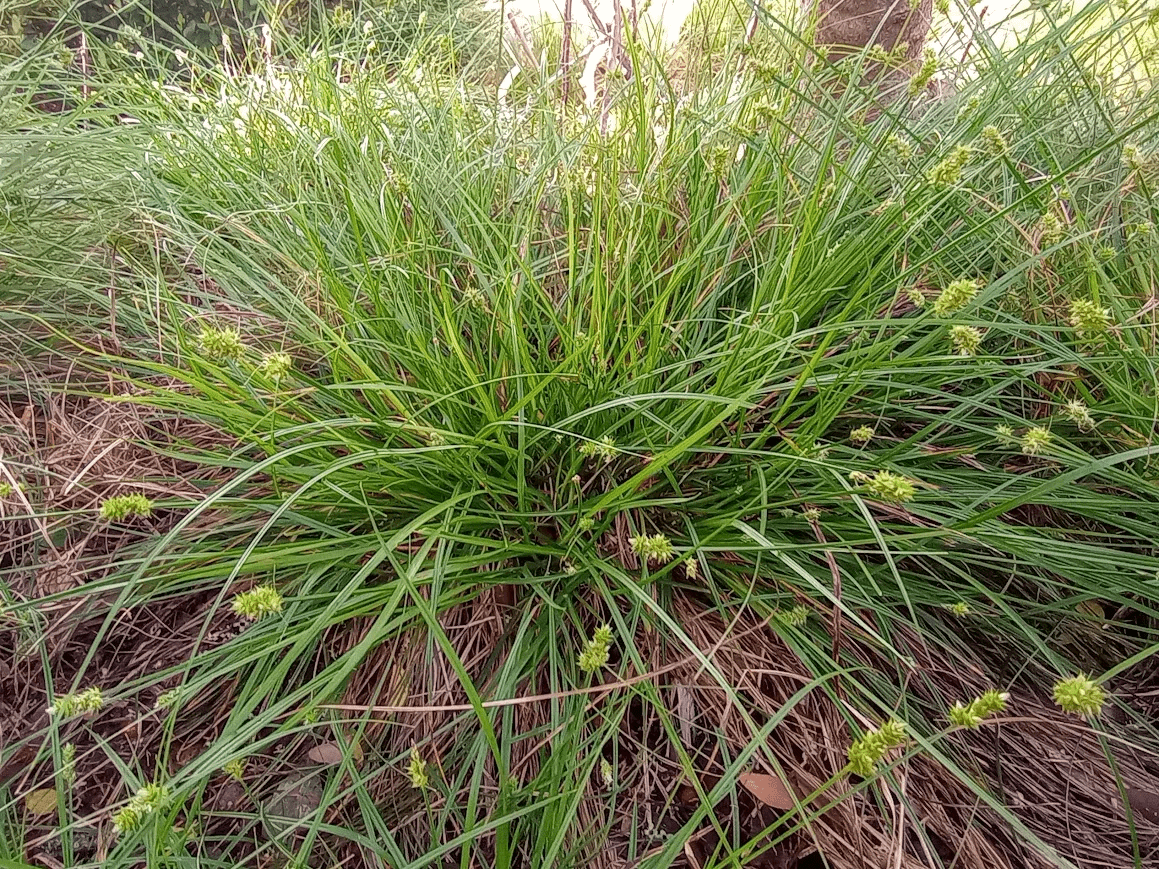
264, 772, 324, 840
1126, 785, 1159, 825
25, 788, 58, 816
307, 742, 345, 765
738, 772, 794, 811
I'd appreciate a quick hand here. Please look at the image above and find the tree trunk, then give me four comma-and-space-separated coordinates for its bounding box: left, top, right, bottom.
805, 0, 933, 100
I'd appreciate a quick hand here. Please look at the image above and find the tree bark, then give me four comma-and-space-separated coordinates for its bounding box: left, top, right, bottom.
805, 0, 933, 100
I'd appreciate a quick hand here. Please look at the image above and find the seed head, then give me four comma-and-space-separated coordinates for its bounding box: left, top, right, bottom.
1052, 674, 1106, 717
1062, 399, 1094, 431
48, 686, 104, 718
886, 134, 915, 162
934, 279, 980, 316
949, 325, 983, 355
579, 436, 617, 464
927, 145, 972, 186
112, 783, 169, 835
600, 758, 614, 787
231, 585, 284, 620
223, 758, 246, 781
855, 470, 918, 503
197, 326, 246, 362
979, 125, 1009, 157
908, 48, 938, 96
629, 533, 675, 564
850, 426, 874, 446
1020, 426, 1052, 456
60, 743, 76, 786
847, 720, 907, 777
1068, 297, 1112, 344
1038, 211, 1065, 247
99, 493, 153, 521
1122, 142, 1146, 173
774, 605, 810, 628
260, 351, 293, 382
948, 689, 1008, 729
578, 624, 614, 674
407, 746, 429, 789
462, 285, 488, 310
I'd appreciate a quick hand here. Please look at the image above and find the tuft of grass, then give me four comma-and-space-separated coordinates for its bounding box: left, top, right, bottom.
3, 2, 1159, 868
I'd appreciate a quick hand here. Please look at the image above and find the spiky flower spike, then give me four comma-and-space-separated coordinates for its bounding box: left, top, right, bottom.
1052, 674, 1107, 718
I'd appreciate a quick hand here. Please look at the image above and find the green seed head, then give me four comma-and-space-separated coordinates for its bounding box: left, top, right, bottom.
407, 746, 429, 789
579, 436, 617, 464
861, 470, 918, 503
112, 783, 169, 835
886, 134, 915, 162
48, 686, 104, 718
99, 493, 153, 521
979, 125, 1009, 157
223, 758, 246, 781
1062, 399, 1094, 431
949, 689, 1008, 728
578, 624, 614, 674
847, 720, 907, 776
629, 533, 675, 564
231, 585, 284, 620
949, 324, 983, 356
600, 758, 614, 787
934, 279, 980, 316
1052, 674, 1106, 717
908, 48, 938, 96
260, 351, 293, 382
927, 145, 972, 186
197, 325, 246, 363
774, 605, 810, 628
1068, 297, 1112, 344
1038, 211, 1065, 247
1020, 426, 1052, 456
60, 743, 76, 786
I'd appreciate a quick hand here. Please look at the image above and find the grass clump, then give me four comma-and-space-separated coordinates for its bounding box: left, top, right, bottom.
3, 2, 1159, 868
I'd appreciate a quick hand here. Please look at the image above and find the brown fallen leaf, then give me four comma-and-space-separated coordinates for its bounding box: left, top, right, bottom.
25, 788, 58, 816
307, 742, 345, 765
1126, 785, 1159, 825
264, 772, 324, 840
0, 744, 36, 786
738, 772, 794, 811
